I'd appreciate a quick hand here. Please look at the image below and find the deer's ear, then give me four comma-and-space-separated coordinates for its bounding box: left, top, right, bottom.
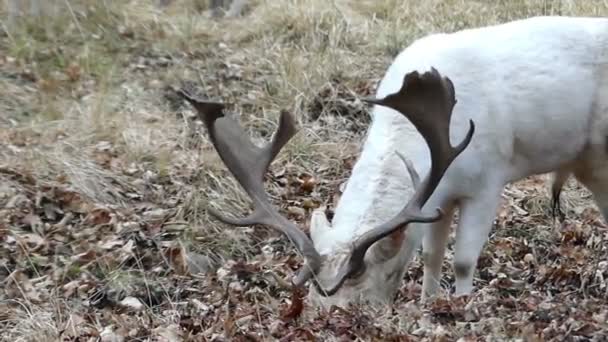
310, 207, 331, 245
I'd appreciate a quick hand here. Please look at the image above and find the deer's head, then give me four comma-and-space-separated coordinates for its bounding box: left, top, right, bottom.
178, 68, 475, 307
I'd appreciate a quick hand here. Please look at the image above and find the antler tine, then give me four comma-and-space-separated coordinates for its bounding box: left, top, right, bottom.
311, 68, 476, 296
396, 151, 420, 189
178, 88, 323, 285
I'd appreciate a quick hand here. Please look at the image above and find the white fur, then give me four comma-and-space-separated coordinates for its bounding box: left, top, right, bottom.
308, 16, 608, 308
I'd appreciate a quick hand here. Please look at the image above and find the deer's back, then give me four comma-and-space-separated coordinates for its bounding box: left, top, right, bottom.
380, 16, 608, 189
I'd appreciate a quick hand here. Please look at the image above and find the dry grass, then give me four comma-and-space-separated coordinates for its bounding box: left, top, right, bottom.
2, 0, 608, 340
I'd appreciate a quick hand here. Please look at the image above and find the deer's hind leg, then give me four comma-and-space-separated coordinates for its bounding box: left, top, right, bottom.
573, 170, 608, 222
572, 143, 608, 222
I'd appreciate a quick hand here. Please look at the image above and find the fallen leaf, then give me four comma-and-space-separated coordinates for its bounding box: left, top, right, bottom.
280, 287, 304, 322
56, 190, 91, 213
165, 245, 188, 275
153, 324, 183, 342
84, 207, 112, 226
298, 174, 316, 193
119, 296, 145, 311
71, 250, 97, 266
65, 62, 81, 82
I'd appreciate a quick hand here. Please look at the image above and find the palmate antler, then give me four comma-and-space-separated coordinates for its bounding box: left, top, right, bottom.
177, 89, 323, 287
179, 67, 475, 296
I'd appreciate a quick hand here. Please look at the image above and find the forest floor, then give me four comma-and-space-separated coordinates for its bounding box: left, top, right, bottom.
1, 0, 608, 340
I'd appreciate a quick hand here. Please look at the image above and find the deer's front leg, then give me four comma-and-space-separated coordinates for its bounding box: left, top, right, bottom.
421, 205, 455, 301
453, 187, 502, 295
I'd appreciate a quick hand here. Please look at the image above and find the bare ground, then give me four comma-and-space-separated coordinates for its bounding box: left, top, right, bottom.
1, 0, 608, 340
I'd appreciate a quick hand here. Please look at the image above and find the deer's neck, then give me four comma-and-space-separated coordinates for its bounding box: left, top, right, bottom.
330, 105, 428, 244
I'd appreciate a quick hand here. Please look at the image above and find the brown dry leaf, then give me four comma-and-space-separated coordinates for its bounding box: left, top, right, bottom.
37, 78, 60, 93
71, 249, 97, 266
0, 225, 8, 241
280, 287, 305, 322
298, 174, 317, 193
223, 315, 237, 339
65, 62, 81, 82
165, 245, 188, 275
94, 150, 115, 169
56, 190, 91, 213
84, 207, 112, 226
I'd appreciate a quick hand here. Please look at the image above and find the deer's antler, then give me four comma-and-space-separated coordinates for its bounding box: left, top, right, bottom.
178, 89, 322, 287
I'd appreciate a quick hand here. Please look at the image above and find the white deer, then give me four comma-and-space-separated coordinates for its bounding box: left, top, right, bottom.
180, 15, 608, 308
